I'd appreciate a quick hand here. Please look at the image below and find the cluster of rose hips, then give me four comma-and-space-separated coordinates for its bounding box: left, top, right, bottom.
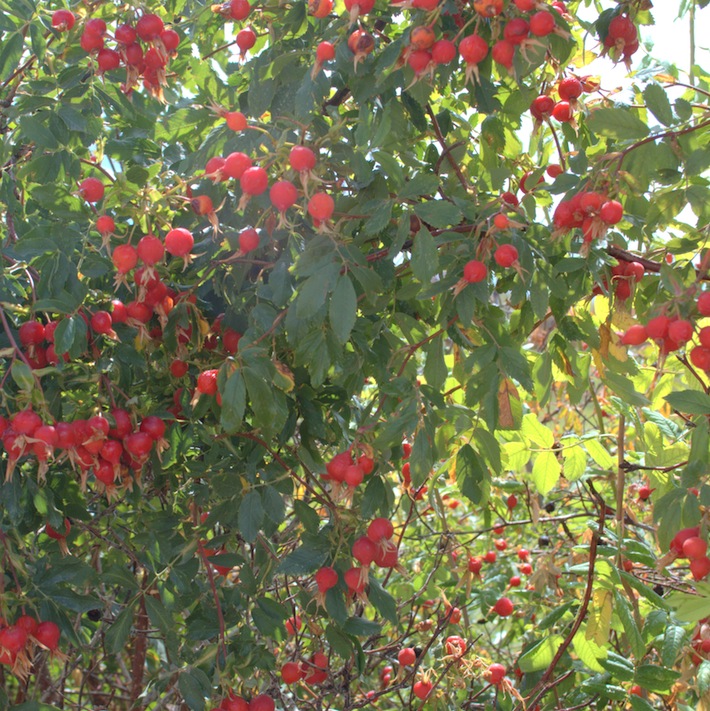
530, 74, 587, 127
322, 446, 376, 489
210, 691, 276, 711
204, 143, 335, 232
621, 291, 710, 365
280, 650, 329, 686
553, 189, 624, 244
692, 618, 710, 665
669, 526, 710, 582
52, 10, 180, 99
0, 406, 165, 491
0, 614, 61, 679
600, 13, 639, 65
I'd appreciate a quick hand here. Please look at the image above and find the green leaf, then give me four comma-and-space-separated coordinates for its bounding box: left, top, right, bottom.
586, 107, 650, 140
572, 629, 606, 672
178, 670, 208, 711
10, 360, 34, 391
342, 616, 380, 636
326, 623, 354, 657
277, 538, 329, 574
238, 490, 264, 542
220, 369, 246, 434
144, 595, 173, 635
105, 600, 137, 655
665, 390, 710, 414
633, 665, 680, 693
661, 625, 687, 666
410, 226, 439, 283
53, 315, 88, 358
521, 413, 554, 448
599, 651, 635, 682
456, 444, 490, 505
368, 577, 398, 625
0, 33, 25, 83
518, 635, 564, 672
643, 83, 674, 126
531, 450, 562, 496
329, 275, 357, 344
414, 200, 463, 229
409, 426, 434, 488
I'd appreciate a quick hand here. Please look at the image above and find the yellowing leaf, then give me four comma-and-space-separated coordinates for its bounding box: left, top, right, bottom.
531, 450, 561, 496
522, 413, 554, 448
573, 629, 607, 672
498, 378, 521, 429
586, 589, 613, 645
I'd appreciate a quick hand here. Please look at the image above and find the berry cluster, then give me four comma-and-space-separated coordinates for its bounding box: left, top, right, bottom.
0, 406, 165, 493
210, 691, 275, 711
0, 615, 62, 680
57, 11, 182, 99
553, 190, 624, 244
621, 291, 710, 366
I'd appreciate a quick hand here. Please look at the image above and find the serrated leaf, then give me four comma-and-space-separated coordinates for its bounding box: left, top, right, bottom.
531, 450, 561, 496
498, 378, 522, 430
105, 601, 137, 655
410, 226, 438, 283
144, 595, 173, 635
277, 539, 329, 574
599, 651, 635, 682
643, 83, 674, 126
614, 591, 645, 659
561, 440, 586, 481
698, 660, 710, 695
586, 589, 613, 645
178, 671, 207, 711
414, 200, 463, 229
633, 665, 680, 693
665, 390, 710, 415
368, 577, 398, 625
661, 625, 687, 666
572, 629, 607, 672
329, 275, 357, 344
238, 490, 264, 542
522, 414, 554, 447
518, 635, 564, 672
409, 426, 434, 488
455, 444, 490, 505
587, 107, 650, 140
220, 370, 246, 434
584, 438, 615, 470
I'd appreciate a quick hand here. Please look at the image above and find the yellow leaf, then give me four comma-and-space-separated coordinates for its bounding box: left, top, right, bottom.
573, 629, 606, 672
586, 589, 613, 645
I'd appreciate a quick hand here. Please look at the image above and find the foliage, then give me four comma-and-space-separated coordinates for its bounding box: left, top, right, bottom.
0, 0, 709, 709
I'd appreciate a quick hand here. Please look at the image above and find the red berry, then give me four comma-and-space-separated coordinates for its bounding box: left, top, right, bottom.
112, 244, 138, 274
316, 41, 336, 62
646, 315, 670, 340
468, 556, 483, 574
463, 260, 487, 283
249, 694, 275, 711
96, 215, 115, 235
691, 556, 710, 581
281, 661, 303, 684
79, 177, 104, 203
136, 13, 164, 42
488, 663, 506, 685
352, 536, 378, 565
315, 566, 338, 593
124, 432, 153, 460
600, 200, 623, 225
19, 320, 46, 346
307, 192, 335, 222
290, 146, 317, 172
52, 10, 76, 31
683, 537, 708, 560
161, 29, 180, 52
236, 27, 257, 53
458, 34, 488, 64
269, 180, 298, 212
367, 517, 394, 542
529, 10, 555, 36
239, 228, 260, 254
398, 647, 416, 666
137, 234, 165, 265
492, 597, 514, 616
91, 310, 113, 334
552, 101, 572, 122
413, 680, 433, 699
494, 244, 518, 268
35, 621, 60, 652
667, 319, 694, 344
225, 111, 247, 131
223, 152, 253, 180
491, 39, 515, 69
621, 324, 647, 346
431, 39, 457, 64
197, 369, 219, 395
530, 95, 555, 120
165, 228, 194, 257
230, 0, 252, 20
558, 76, 583, 100
97, 48, 121, 73
240, 166, 268, 196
